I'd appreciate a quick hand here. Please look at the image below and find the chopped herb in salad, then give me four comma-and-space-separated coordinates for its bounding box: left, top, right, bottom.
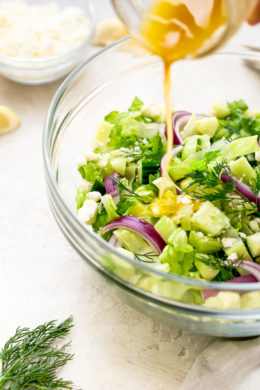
76, 97, 260, 285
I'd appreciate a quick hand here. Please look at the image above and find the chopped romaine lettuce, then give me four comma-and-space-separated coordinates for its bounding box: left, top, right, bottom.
101, 194, 119, 222
135, 184, 158, 203
104, 111, 120, 124
128, 96, 144, 112
78, 162, 103, 183
76, 188, 87, 210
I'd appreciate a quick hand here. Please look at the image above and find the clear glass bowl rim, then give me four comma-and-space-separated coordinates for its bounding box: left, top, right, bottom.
0, 0, 95, 66
43, 36, 260, 296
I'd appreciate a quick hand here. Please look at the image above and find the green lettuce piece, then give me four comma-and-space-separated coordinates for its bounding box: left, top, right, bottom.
121, 117, 161, 139
106, 113, 136, 151
135, 184, 158, 203
92, 207, 109, 233
118, 197, 154, 222
101, 194, 119, 221
224, 135, 259, 161
75, 188, 86, 210
116, 197, 136, 215
227, 99, 248, 114
159, 245, 194, 275
169, 159, 206, 181
168, 228, 190, 249
159, 245, 183, 274
159, 229, 195, 275
104, 111, 119, 124
78, 162, 103, 183
128, 96, 144, 112
104, 112, 165, 155
214, 100, 260, 140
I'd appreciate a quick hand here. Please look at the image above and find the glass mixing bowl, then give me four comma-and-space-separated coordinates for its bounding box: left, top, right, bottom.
43, 37, 260, 338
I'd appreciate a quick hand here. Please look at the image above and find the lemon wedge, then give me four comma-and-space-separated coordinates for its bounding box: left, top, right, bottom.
0, 105, 20, 135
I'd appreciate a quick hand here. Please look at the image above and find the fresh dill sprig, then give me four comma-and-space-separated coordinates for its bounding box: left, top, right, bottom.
253, 169, 260, 197
186, 160, 227, 189
185, 160, 259, 217
221, 121, 241, 138
0, 316, 75, 390
134, 252, 158, 263
111, 178, 142, 198
195, 254, 238, 275
121, 149, 144, 162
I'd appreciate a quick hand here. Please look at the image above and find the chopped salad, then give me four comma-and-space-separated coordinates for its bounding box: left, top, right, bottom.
76, 97, 260, 287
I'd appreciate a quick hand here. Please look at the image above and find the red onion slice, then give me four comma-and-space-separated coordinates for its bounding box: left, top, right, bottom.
104, 173, 120, 204
108, 234, 121, 248
103, 216, 166, 254
202, 274, 258, 300
165, 111, 207, 145
235, 260, 260, 281
220, 172, 260, 210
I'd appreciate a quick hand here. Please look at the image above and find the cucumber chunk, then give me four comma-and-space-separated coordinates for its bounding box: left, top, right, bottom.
191, 202, 229, 236
189, 231, 222, 254
222, 238, 252, 261
182, 135, 210, 160
114, 229, 154, 255
95, 120, 113, 144
230, 156, 256, 186
224, 136, 259, 161
154, 216, 177, 244
246, 232, 260, 258
195, 259, 219, 280
110, 157, 127, 175
241, 292, 260, 308
169, 160, 192, 181
194, 117, 218, 137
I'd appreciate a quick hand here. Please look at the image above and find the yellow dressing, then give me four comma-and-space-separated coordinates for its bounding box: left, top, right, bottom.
140, 0, 227, 63
149, 190, 200, 218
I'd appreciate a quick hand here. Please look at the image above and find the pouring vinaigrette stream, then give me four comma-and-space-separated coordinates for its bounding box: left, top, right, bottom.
139, 0, 227, 195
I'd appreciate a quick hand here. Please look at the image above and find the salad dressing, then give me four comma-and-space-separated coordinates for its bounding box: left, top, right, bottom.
139, 0, 227, 196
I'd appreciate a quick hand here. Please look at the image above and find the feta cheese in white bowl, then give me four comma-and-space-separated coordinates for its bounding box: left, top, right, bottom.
0, 0, 95, 84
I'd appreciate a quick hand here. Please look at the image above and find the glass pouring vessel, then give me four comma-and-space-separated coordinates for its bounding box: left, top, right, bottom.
111, 0, 257, 59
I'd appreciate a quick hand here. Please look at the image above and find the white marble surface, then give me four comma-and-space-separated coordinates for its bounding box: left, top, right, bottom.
0, 1, 259, 389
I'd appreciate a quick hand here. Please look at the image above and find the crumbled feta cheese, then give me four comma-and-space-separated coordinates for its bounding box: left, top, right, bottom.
0, 1, 90, 58
221, 238, 237, 248
86, 191, 102, 202
249, 220, 260, 232
141, 102, 161, 119
78, 199, 98, 224
239, 232, 247, 239
227, 252, 238, 262
255, 151, 260, 161
97, 154, 109, 169
77, 157, 86, 168
77, 179, 92, 192
85, 152, 100, 162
